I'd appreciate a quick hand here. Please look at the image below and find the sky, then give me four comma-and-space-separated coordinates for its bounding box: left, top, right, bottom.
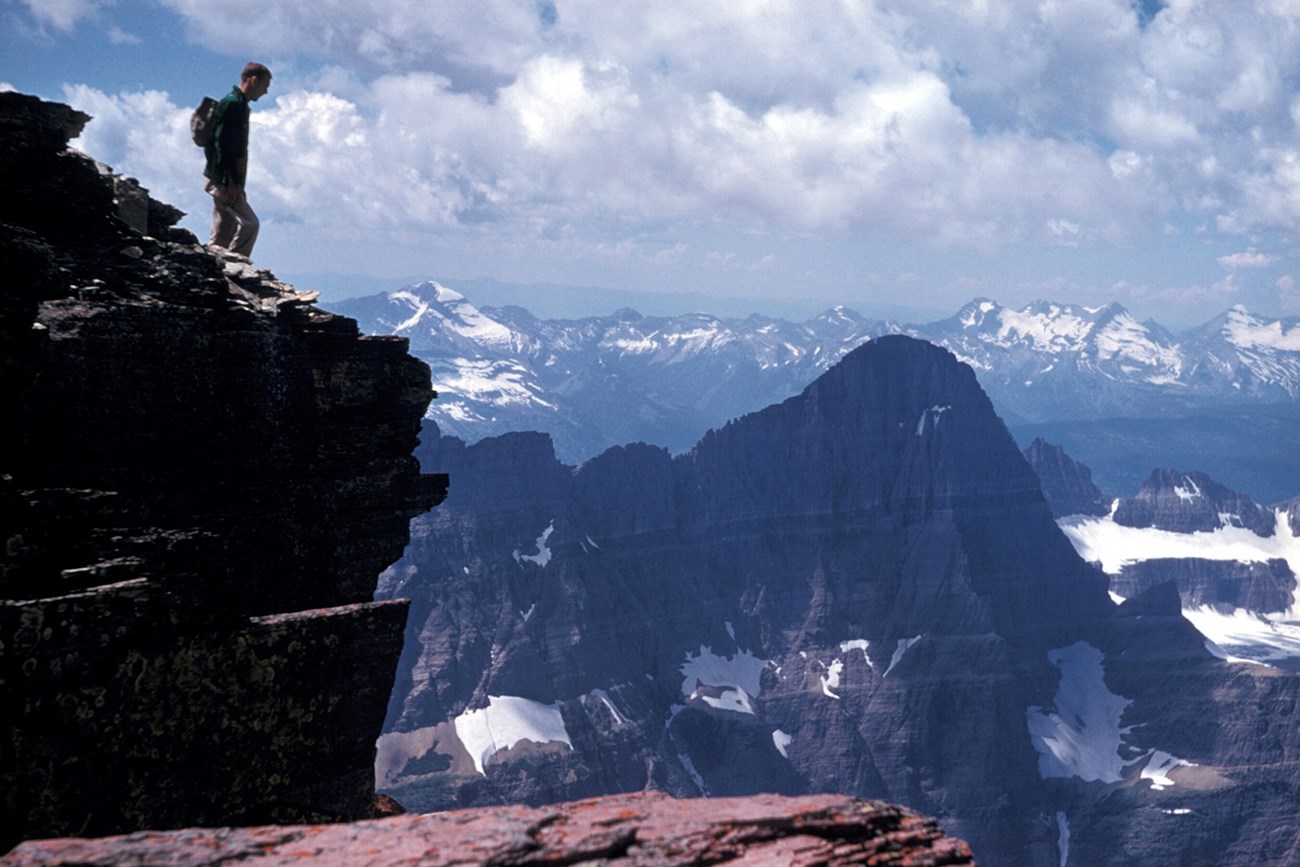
5, 0, 1300, 326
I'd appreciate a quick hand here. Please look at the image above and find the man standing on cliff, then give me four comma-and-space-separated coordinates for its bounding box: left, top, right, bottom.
204, 62, 271, 259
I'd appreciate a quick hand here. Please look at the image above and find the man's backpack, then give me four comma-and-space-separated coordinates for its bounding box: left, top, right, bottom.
190, 96, 220, 147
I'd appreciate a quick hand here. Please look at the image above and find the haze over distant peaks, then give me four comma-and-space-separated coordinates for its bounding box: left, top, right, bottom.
334, 282, 1300, 468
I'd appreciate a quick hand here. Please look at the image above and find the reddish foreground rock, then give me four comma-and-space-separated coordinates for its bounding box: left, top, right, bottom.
3, 792, 974, 866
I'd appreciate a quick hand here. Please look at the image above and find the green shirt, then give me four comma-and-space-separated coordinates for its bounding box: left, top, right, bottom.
203, 86, 249, 186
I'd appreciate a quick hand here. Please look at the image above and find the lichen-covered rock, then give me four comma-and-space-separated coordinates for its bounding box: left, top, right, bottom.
0, 792, 975, 866
0, 92, 445, 847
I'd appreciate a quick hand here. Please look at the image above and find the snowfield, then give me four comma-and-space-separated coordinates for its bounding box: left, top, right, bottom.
453, 695, 572, 776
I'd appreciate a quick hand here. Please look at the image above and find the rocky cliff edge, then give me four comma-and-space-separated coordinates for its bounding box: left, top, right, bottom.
0, 92, 446, 846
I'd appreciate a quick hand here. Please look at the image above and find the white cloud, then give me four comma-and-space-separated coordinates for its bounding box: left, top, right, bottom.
19, 0, 1299, 310
19, 0, 105, 32
62, 84, 197, 208
1218, 250, 1278, 269
106, 25, 140, 45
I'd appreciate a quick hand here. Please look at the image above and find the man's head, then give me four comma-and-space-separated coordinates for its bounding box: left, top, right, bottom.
239, 62, 272, 101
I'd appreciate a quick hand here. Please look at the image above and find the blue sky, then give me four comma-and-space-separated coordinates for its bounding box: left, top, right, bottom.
5, 0, 1300, 326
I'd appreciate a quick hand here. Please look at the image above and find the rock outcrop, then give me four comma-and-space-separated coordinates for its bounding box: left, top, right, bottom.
0, 792, 975, 866
1110, 557, 1295, 614
0, 92, 445, 847
1023, 436, 1112, 518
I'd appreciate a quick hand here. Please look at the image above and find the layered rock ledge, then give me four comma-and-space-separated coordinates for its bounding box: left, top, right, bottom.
0, 92, 445, 846
1, 791, 974, 866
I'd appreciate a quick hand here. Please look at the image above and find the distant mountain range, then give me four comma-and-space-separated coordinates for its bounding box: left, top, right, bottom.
332, 283, 1300, 500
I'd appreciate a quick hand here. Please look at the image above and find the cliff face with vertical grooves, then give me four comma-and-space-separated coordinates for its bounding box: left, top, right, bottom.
0, 92, 445, 847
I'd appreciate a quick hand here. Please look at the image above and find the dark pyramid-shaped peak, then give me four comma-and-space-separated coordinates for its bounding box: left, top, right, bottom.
690, 336, 1034, 511
684, 335, 1112, 640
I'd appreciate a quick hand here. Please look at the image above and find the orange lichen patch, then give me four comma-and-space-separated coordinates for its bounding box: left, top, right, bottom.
2, 793, 975, 866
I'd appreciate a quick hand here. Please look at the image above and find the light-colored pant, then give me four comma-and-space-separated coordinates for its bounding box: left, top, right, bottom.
205, 179, 259, 258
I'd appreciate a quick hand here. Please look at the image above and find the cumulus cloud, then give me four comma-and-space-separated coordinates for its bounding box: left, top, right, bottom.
25, 0, 1300, 306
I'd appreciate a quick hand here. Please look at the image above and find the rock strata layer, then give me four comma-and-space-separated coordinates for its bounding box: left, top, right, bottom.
0, 92, 444, 846
0, 792, 974, 866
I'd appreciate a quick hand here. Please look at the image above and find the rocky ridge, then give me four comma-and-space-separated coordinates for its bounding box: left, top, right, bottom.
0, 92, 445, 846
0, 792, 975, 866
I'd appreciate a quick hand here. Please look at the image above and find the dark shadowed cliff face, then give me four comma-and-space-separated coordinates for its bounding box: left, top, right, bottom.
1023, 436, 1113, 518
380, 335, 1300, 867
0, 92, 444, 845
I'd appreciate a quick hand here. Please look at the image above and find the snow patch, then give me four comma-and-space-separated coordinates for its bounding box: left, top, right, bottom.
388, 290, 431, 333
702, 689, 756, 713
1174, 477, 1202, 502
1141, 750, 1196, 790
680, 646, 769, 715
1027, 642, 1132, 783
839, 639, 872, 665
1184, 606, 1300, 666
430, 357, 556, 412
1224, 306, 1300, 351
514, 521, 555, 568
678, 751, 709, 794
916, 405, 951, 436
884, 635, 923, 677
581, 689, 628, 726
453, 695, 572, 776
773, 729, 793, 758
1056, 812, 1070, 867
821, 658, 844, 699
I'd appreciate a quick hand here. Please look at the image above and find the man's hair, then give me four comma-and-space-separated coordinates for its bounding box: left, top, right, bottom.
241, 62, 272, 82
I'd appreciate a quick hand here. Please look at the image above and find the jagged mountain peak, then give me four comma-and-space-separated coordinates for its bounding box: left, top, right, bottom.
1221, 305, 1300, 351
1023, 437, 1113, 518
953, 297, 1002, 328
340, 284, 1300, 466
812, 304, 869, 325
1115, 467, 1276, 536
375, 281, 533, 354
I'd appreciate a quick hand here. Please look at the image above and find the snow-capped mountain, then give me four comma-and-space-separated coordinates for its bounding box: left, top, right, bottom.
923, 299, 1187, 422
1180, 305, 1300, 399
331, 283, 1300, 465
332, 282, 897, 461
